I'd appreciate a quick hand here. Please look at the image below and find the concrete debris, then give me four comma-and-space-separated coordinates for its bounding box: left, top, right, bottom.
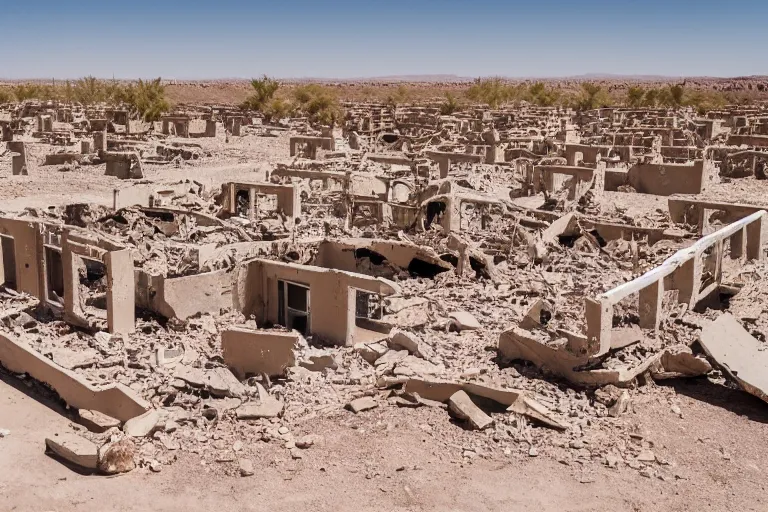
236, 385, 284, 419
222, 328, 297, 377
448, 311, 481, 332
45, 433, 99, 470
299, 348, 339, 372
123, 409, 161, 437
354, 341, 389, 364
388, 329, 434, 360
347, 397, 378, 413
79, 409, 121, 433
699, 313, 768, 404
448, 390, 494, 430
239, 458, 255, 477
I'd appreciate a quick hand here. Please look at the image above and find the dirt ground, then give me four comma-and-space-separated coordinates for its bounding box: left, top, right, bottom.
2, 124, 768, 512
2, 370, 768, 512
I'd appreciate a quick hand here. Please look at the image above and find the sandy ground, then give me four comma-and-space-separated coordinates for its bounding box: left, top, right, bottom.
2, 371, 768, 512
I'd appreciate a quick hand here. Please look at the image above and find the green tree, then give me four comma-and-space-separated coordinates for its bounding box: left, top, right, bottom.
526, 82, 560, 106
0, 87, 12, 103
626, 86, 646, 108
576, 82, 610, 110
466, 78, 510, 108
12, 84, 40, 101
73, 76, 106, 104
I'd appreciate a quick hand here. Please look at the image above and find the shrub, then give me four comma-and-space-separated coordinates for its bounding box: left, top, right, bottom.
526, 82, 560, 106
131, 78, 169, 122
242, 75, 280, 111
263, 97, 293, 122
466, 78, 511, 108
575, 82, 611, 110
292, 84, 343, 126
0, 87, 12, 103
439, 93, 461, 115
386, 85, 413, 107
73, 76, 106, 104
12, 84, 41, 101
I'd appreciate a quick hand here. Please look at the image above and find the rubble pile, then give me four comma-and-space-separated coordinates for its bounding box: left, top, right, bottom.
2, 97, 768, 479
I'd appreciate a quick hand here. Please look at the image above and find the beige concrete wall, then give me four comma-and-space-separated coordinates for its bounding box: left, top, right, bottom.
135, 268, 234, 320
235, 259, 398, 346
222, 327, 297, 377
0, 218, 44, 298
627, 161, 705, 196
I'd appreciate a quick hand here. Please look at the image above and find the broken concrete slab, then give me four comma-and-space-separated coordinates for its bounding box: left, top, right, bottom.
448, 390, 493, 430
347, 396, 378, 413
388, 329, 434, 360
123, 409, 162, 437
222, 327, 297, 377
354, 341, 389, 364
299, 347, 339, 372
651, 347, 712, 380
448, 311, 481, 331
400, 378, 567, 429
699, 313, 768, 403
50, 347, 99, 370
498, 327, 661, 387
45, 433, 99, 470
235, 394, 284, 419
174, 365, 245, 398
78, 409, 121, 433
541, 212, 580, 244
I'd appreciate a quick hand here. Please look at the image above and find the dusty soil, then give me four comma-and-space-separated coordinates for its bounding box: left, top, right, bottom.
3, 371, 768, 512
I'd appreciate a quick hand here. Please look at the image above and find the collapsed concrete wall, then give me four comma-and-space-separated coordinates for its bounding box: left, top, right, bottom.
0, 332, 149, 422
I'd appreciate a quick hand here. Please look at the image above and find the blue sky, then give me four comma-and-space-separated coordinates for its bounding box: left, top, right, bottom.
1, 0, 766, 79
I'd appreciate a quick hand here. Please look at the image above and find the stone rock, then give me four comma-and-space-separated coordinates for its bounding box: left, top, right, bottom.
236, 398, 284, 419
11, 312, 37, 329
239, 458, 254, 477
0, 428, 10, 438
375, 349, 409, 367
594, 384, 622, 407
123, 409, 161, 437
354, 341, 389, 364
98, 438, 136, 474
347, 397, 378, 413
175, 365, 245, 398
295, 434, 321, 449
299, 348, 339, 372
448, 390, 493, 430
388, 329, 434, 360
149, 460, 162, 472
79, 409, 121, 433
448, 311, 481, 332
636, 450, 656, 463
608, 390, 630, 418
45, 433, 98, 470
